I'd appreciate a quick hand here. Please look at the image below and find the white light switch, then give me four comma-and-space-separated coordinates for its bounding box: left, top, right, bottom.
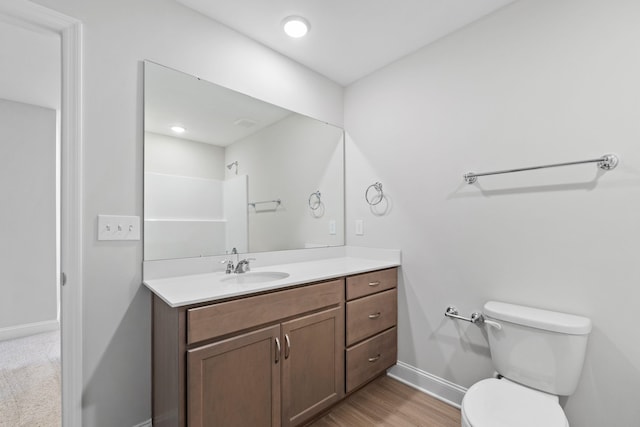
329, 220, 336, 235
98, 215, 141, 241
355, 219, 364, 236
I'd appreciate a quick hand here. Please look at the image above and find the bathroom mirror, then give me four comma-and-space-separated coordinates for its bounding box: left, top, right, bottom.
143, 61, 344, 261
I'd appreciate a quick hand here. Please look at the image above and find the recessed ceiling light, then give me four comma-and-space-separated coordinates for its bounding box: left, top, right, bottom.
283, 16, 309, 38
170, 125, 186, 134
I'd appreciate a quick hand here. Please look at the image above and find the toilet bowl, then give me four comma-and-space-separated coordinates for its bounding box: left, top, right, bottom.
461, 378, 569, 427
459, 301, 591, 427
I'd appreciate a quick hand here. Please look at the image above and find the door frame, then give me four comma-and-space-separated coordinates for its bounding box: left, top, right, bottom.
0, 1, 83, 426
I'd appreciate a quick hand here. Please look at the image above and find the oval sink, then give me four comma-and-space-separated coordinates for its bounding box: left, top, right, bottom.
220, 271, 290, 285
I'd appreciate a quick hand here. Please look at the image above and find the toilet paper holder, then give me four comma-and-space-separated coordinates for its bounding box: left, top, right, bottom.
445, 306, 502, 330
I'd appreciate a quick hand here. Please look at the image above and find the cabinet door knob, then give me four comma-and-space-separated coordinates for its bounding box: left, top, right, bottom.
284, 334, 291, 359
368, 312, 381, 319
275, 337, 281, 364
368, 354, 381, 363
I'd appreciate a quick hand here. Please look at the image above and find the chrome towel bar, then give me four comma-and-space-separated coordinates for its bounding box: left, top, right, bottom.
248, 199, 281, 208
463, 153, 618, 184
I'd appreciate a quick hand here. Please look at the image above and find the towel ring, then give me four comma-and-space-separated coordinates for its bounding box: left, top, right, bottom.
308, 190, 322, 210
365, 182, 384, 206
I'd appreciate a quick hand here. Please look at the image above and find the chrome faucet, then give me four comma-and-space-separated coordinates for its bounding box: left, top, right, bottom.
221, 248, 240, 274
234, 258, 256, 274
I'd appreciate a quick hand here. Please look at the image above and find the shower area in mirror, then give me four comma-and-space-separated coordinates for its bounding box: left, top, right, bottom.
144, 132, 249, 259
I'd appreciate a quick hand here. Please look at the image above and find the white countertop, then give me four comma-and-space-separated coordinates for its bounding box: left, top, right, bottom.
143, 256, 400, 308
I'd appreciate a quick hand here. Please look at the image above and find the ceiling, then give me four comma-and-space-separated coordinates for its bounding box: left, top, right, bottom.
145, 62, 292, 146
176, 0, 517, 86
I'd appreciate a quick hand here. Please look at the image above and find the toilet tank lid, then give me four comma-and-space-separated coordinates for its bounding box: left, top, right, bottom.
484, 301, 592, 335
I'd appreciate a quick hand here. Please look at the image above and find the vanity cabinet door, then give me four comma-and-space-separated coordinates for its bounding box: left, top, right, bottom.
187, 325, 281, 427
281, 306, 345, 427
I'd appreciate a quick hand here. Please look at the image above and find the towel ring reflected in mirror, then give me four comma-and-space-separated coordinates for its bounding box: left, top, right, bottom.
308, 190, 322, 210
365, 182, 384, 206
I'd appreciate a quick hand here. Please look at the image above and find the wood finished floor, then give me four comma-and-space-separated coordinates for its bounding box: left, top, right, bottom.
308, 375, 461, 427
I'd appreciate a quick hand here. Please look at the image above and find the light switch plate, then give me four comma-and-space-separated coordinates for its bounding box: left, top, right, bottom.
355, 219, 364, 236
98, 215, 141, 241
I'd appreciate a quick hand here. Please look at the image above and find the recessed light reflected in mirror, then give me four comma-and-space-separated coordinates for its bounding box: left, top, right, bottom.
283, 16, 309, 38
170, 125, 186, 134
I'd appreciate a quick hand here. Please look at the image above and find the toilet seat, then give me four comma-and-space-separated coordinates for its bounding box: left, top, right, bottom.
461, 378, 569, 427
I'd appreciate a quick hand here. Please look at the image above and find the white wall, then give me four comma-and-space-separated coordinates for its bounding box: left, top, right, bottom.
144, 131, 225, 180
0, 99, 58, 333
29, 0, 343, 425
345, 1, 640, 426
0, 19, 60, 340
226, 114, 345, 252
0, 20, 60, 109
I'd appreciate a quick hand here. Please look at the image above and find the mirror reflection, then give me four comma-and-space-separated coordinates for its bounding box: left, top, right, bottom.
144, 62, 345, 261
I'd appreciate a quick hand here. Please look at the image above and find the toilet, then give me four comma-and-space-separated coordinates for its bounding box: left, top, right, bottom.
461, 301, 592, 427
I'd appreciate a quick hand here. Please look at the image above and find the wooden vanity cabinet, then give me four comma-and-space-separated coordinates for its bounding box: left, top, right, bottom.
152, 267, 398, 427
153, 278, 344, 427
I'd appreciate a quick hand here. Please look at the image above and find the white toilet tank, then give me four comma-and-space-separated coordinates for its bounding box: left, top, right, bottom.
484, 301, 592, 396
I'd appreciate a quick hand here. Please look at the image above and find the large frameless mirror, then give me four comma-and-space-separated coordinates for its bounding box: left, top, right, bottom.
143, 61, 345, 261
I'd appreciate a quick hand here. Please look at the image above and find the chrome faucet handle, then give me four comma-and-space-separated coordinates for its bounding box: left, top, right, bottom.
220, 259, 235, 274
235, 258, 256, 274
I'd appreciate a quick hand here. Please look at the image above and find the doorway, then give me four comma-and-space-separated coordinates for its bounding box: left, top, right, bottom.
0, 1, 83, 426
0, 17, 61, 427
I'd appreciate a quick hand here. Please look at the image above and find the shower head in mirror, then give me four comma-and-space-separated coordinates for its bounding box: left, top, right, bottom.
227, 161, 238, 174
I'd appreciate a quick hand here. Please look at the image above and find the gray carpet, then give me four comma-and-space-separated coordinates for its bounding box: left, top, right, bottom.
0, 330, 61, 427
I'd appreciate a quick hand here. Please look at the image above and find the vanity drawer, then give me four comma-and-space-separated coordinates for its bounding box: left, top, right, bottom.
346, 268, 397, 301
346, 327, 397, 393
187, 279, 344, 345
346, 289, 397, 346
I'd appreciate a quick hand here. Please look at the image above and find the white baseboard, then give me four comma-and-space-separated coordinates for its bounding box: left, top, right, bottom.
0, 320, 59, 342
388, 361, 467, 408
132, 420, 152, 427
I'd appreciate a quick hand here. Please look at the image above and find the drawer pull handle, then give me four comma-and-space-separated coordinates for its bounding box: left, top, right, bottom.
368, 312, 381, 319
368, 281, 381, 287
284, 334, 291, 359
368, 354, 381, 363
275, 338, 281, 364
